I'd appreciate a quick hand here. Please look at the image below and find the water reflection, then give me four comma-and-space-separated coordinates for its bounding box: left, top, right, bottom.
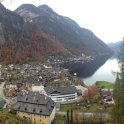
69, 56, 119, 85
83, 58, 119, 85
69, 56, 110, 77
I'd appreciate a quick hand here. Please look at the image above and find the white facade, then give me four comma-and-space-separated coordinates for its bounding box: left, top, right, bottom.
47, 93, 78, 103
31, 85, 45, 94
50, 107, 56, 123
31, 85, 82, 104
75, 85, 88, 96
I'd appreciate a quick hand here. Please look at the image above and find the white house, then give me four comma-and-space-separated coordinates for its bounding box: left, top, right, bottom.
44, 86, 82, 104
75, 85, 88, 96
32, 85, 44, 92
31, 85, 83, 104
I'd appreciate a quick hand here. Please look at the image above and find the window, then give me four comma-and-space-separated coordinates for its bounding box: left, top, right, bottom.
56, 99, 62, 101
40, 109, 42, 113
33, 108, 36, 113
56, 95, 75, 99
66, 97, 75, 100
25, 107, 27, 111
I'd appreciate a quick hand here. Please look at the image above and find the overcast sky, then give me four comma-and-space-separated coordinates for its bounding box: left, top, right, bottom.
2, 0, 124, 43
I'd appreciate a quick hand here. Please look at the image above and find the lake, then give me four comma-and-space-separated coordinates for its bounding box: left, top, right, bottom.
83, 58, 120, 85
69, 56, 120, 85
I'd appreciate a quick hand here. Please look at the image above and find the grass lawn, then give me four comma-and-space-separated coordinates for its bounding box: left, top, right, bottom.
0, 109, 32, 124
96, 81, 114, 89
60, 102, 114, 113
86, 103, 104, 112
57, 102, 113, 124
86, 103, 113, 112
54, 113, 112, 124
60, 103, 80, 111
54, 114, 66, 124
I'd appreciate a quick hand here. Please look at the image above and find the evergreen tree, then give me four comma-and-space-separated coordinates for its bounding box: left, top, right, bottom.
113, 38, 124, 124
113, 74, 123, 123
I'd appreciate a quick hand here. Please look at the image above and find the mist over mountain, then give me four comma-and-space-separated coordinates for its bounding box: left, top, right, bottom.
108, 41, 121, 57
0, 3, 112, 64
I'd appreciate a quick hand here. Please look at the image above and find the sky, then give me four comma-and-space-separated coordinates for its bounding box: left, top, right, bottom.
1, 0, 124, 43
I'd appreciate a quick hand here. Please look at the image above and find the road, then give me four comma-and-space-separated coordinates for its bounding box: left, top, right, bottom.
0, 82, 5, 99
57, 111, 111, 120
0, 82, 11, 105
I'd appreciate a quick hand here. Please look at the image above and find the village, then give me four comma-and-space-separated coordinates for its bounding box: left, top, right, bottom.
46, 54, 94, 68
0, 58, 114, 124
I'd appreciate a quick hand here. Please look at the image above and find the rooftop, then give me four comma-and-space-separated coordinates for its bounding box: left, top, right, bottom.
12, 91, 55, 115
44, 86, 78, 95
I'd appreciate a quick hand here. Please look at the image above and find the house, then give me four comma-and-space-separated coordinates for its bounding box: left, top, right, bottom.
12, 91, 56, 124
55, 103, 60, 111
44, 86, 82, 104
5, 81, 17, 89
100, 90, 114, 104
103, 95, 114, 104
32, 85, 45, 93
4, 88, 16, 97
75, 85, 88, 96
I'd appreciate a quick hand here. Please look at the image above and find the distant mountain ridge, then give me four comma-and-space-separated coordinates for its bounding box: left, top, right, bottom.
0, 3, 112, 64
15, 4, 112, 56
0, 3, 24, 43
0, 3, 69, 64
108, 41, 121, 57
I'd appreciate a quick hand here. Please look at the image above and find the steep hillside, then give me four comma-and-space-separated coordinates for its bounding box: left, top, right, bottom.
0, 3, 24, 43
0, 3, 68, 64
15, 4, 113, 56
0, 109, 31, 124
0, 3, 112, 64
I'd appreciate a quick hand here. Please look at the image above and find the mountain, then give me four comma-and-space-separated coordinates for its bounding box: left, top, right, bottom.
0, 3, 112, 64
0, 3, 24, 43
0, 3, 68, 64
15, 4, 112, 56
108, 41, 121, 57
